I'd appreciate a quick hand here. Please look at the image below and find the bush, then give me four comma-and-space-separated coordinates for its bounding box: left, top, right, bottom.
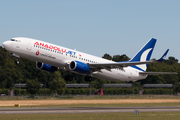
103, 88, 134, 95
14, 88, 28, 95
143, 88, 173, 95
0, 89, 9, 95
38, 88, 52, 95
64, 88, 93, 95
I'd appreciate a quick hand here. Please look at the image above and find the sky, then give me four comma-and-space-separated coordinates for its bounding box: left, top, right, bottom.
0, 0, 180, 61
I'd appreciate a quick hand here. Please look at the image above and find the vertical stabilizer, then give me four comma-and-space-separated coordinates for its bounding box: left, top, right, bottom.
130, 38, 157, 72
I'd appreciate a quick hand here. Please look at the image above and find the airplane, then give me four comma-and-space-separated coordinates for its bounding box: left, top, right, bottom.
2, 37, 177, 82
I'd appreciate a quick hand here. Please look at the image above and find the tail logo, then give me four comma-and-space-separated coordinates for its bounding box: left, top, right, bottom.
136, 48, 152, 71
140, 48, 152, 61
130, 38, 156, 72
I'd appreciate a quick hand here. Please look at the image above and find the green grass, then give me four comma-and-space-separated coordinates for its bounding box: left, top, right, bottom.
1, 95, 180, 100
0, 112, 180, 120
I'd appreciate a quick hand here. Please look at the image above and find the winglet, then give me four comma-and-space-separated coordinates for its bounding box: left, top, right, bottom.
157, 49, 169, 62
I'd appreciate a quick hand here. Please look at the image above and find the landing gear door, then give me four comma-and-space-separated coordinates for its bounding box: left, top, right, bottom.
27, 40, 32, 50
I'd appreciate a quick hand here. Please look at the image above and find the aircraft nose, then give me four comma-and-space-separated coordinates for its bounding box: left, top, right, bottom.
2, 41, 10, 49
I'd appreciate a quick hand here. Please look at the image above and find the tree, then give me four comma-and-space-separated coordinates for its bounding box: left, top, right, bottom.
0, 46, 180, 93
112, 54, 130, 62
48, 71, 65, 95
164, 57, 178, 65
102, 53, 112, 60
26, 78, 41, 95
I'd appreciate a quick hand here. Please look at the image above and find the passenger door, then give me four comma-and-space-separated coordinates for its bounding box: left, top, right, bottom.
27, 40, 32, 50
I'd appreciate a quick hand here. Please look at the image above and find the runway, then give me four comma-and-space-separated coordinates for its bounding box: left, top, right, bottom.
0, 106, 180, 114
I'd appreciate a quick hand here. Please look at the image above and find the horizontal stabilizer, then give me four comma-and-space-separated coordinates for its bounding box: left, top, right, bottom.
139, 72, 177, 75
157, 49, 169, 62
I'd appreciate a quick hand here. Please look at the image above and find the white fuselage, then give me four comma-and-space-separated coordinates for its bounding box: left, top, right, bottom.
3, 37, 147, 82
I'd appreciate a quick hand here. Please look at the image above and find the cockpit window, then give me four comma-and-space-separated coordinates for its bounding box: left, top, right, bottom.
11, 39, 21, 42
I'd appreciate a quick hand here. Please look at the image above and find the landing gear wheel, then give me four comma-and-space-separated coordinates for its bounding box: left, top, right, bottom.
84, 76, 92, 82
65, 75, 73, 81
15, 59, 19, 64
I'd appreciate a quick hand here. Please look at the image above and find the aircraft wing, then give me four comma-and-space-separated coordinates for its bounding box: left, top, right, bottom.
88, 49, 169, 70
88, 60, 156, 70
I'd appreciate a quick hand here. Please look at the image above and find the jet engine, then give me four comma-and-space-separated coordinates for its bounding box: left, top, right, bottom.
69, 61, 90, 74
36, 62, 58, 72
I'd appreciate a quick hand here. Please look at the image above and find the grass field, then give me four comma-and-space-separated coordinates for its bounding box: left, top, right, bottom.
0, 95, 180, 107
1, 95, 180, 100
1, 95, 180, 120
0, 95, 180, 108
1, 100, 180, 108
0, 112, 180, 120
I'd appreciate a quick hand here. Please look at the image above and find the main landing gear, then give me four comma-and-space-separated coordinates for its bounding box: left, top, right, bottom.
65, 75, 73, 81
84, 76, 92, 82
65, 75, 92, 82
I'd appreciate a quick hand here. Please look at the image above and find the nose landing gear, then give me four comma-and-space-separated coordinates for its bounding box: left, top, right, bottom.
10, 53, 20, 65
15, 59, 19, 64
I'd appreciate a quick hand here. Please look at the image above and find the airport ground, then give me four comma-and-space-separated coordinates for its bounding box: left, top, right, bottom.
0, 95, 180, 107
0, 95, 180, 120
1, 98, 180, 107
0, 112, 180, 120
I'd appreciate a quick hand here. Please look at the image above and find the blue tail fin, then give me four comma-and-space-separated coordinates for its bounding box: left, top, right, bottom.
130, 38, 157, 71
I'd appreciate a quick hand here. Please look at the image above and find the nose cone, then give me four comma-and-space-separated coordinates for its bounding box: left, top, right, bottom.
2, 41, 10, 49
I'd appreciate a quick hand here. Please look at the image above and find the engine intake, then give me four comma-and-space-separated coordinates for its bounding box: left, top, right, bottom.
36, 62, 58, 72
69, 61, 90, 74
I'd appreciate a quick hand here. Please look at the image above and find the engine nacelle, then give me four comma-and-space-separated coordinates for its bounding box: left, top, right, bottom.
36, 62, 58, 72
69, 61, 90, 74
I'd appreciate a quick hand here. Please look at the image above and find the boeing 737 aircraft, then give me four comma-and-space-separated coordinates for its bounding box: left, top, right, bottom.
2, 37, 176, 82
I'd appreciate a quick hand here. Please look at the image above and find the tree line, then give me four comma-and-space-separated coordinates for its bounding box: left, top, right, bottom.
0, 46, 179, 95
